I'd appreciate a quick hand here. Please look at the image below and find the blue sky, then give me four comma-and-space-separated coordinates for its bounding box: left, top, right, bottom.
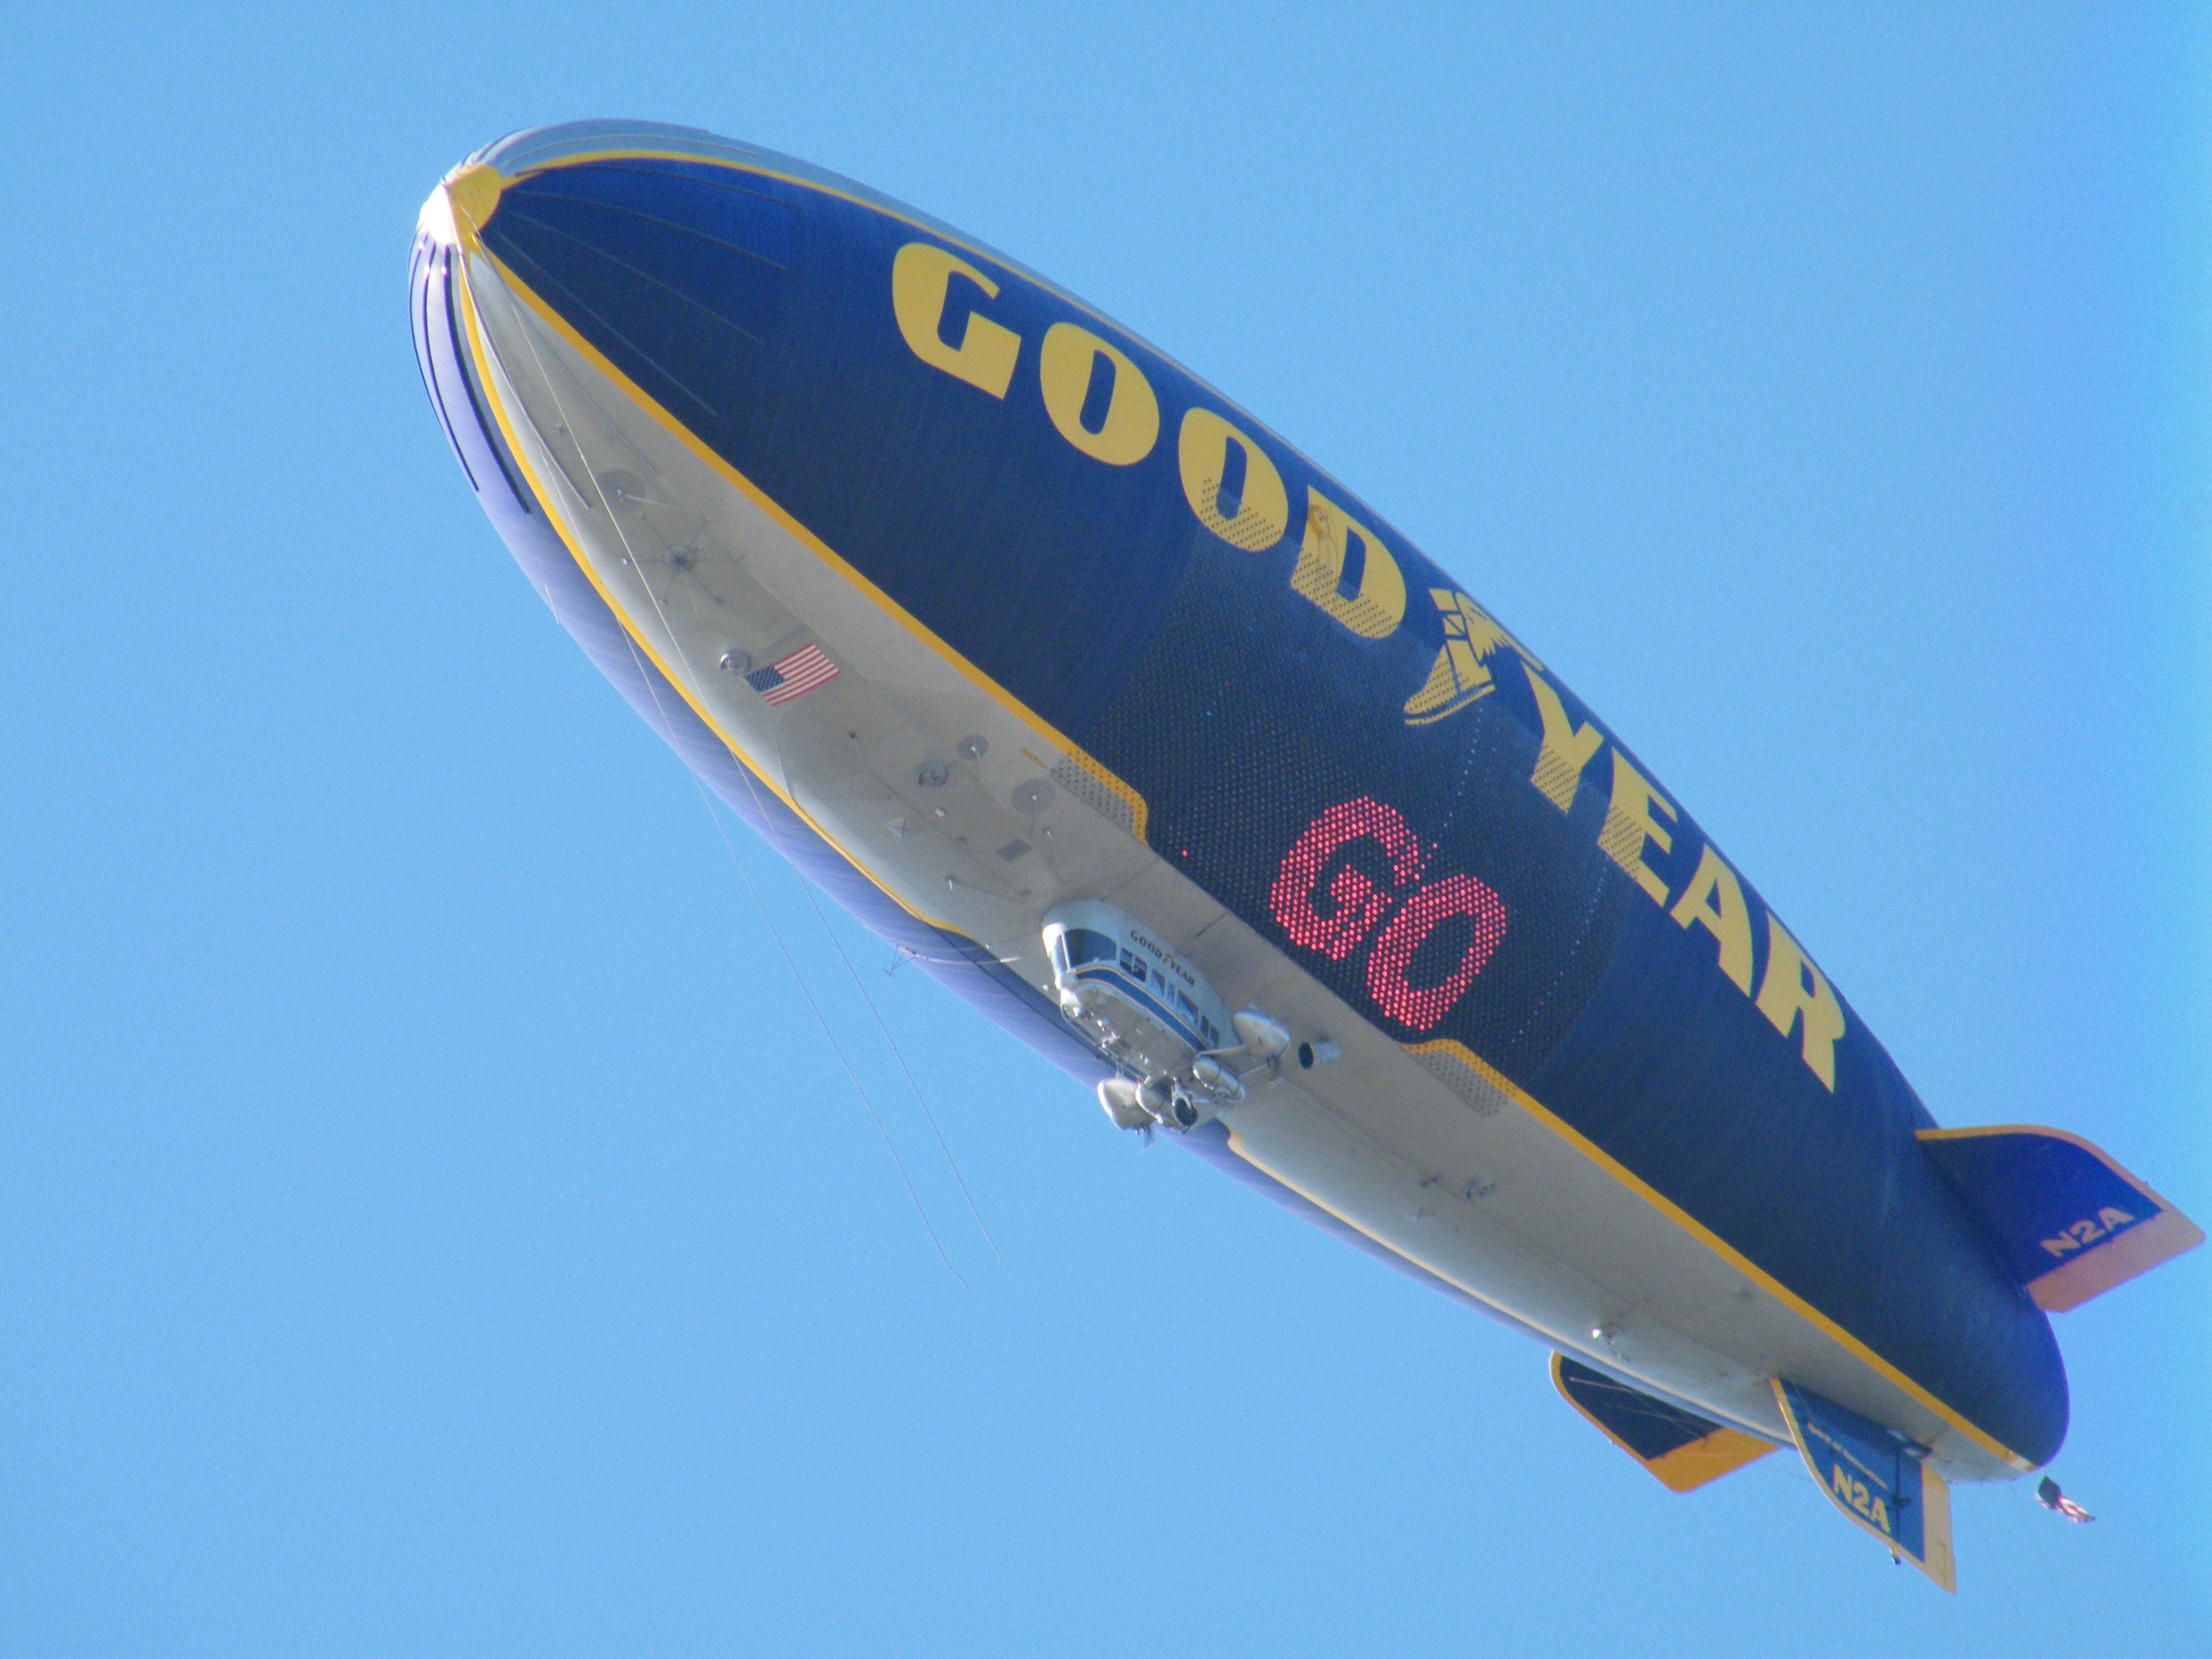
3, 4, 2205, 1652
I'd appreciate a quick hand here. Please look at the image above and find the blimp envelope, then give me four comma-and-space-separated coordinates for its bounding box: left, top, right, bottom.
409, 120, 2200, 1589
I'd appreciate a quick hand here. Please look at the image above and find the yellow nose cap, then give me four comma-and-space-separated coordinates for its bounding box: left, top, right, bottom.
443, 161, 505, 233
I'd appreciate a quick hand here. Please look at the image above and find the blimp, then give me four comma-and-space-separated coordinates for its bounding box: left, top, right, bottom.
409, 120, 2199, 1589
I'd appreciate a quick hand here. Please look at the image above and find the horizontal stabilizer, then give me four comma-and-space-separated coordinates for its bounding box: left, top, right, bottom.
1918, 1125, 2204, 1313
1552, 1355, 1777, 1493
1774, 1378, 1954, 1592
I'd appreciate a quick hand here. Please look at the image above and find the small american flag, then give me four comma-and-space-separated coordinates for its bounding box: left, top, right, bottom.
2036, 1477, 2094, 1523
745, 643, 839, 706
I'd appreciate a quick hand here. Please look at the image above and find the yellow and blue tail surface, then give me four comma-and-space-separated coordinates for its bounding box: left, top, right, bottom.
1917, 1125, 2203, 1313
1775, 1378, 1956, 1592
1551, 1354, 1776, 1493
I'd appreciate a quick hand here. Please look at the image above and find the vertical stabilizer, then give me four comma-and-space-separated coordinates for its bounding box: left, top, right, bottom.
1774, 1379, 1955, 1592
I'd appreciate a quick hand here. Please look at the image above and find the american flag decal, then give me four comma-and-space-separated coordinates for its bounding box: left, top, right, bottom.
745, 643, 839, 705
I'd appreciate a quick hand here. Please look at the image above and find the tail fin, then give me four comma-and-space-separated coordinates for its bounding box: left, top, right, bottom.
1917, 1125, 2204, 1313
1774, 1379, 1956, 1592
1552, 1354, 1776, 1492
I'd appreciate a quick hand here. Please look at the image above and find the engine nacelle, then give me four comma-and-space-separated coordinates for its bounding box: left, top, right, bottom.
1095, 1074, 1215, 1133
1190, 1054, 1244, 1104
1141, 1076, 1212, 1131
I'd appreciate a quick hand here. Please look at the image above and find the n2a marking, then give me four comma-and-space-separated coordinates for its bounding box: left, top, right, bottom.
1829, 1463, 1891, 1535
2040, 1206, 2139, 1259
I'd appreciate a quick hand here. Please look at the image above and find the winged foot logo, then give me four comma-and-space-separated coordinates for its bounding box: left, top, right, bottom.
1403, 588, 1545, 727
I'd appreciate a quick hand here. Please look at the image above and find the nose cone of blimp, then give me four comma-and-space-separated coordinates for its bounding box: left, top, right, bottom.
412, 121, 819, 461
408, 152, 538, 530
407, 119, 1162, 746
415, 155, 504, 249
407, 120, 845, 569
